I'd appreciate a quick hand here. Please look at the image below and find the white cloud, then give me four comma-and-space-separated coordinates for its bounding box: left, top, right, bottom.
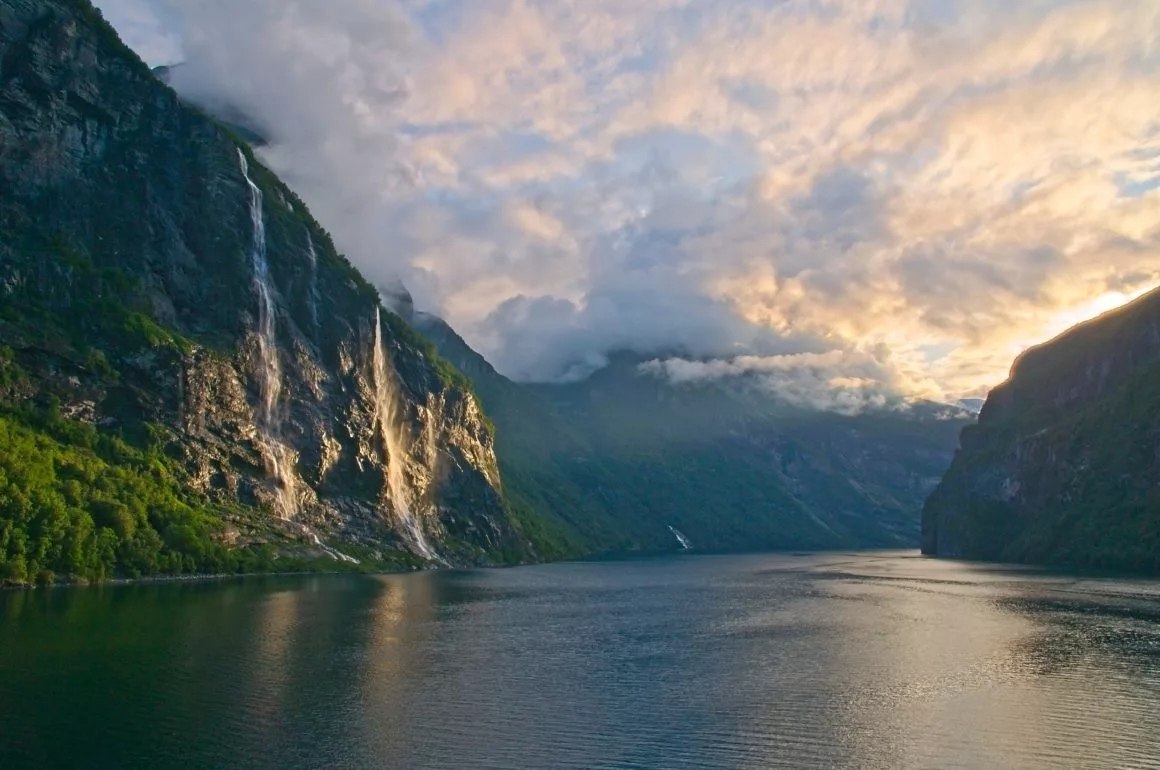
93, 0, 180, 63
639, 350, 923, 416
94, 0, 1160, 406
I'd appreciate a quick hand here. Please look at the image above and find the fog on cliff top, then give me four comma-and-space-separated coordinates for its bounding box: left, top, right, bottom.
96, 0, 1160, 408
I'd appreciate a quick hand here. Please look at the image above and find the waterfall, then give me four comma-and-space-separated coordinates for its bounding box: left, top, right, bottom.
372, 307, 439, 562
668, 525, 692, 550
302, 524, 359, 564
305, 233, 320, 332
238, 150, 298, 519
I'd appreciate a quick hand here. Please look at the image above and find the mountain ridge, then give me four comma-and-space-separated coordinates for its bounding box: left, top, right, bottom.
922, 286, 1160, 570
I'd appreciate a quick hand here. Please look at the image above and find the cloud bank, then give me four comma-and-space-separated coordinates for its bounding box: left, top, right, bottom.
640, 351, 909, 415
95, 0, 1160, 404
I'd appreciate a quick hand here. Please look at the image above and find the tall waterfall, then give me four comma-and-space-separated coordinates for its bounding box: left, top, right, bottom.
238, 150, 298, 519
305, 233, 320, 332
372, 307, 438, 561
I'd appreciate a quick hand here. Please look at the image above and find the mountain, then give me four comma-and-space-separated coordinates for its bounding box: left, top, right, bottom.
109, 6, 976, 563
0, 0, 977, 586
151, 63, 270, 147
922, 287, 1160, 571
414, 312, 971, 557
0, 0, 529, 584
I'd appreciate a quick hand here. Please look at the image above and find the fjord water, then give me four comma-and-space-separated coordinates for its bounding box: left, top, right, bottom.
2, 554, 1159, 769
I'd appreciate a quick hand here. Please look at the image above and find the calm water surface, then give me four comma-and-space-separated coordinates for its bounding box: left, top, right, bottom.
2, 551, 1160, 769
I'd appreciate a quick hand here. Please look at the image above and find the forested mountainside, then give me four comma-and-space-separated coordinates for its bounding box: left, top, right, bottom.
0, 0, 529, 584
415, 312, 970, 558
923, 286, 1160, 571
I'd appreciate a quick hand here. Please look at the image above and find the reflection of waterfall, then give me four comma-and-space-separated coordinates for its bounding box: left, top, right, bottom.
361, 575, 438, 758
668, 525, 692, 550
305, 233, 320, 332
372, 307, 439, 562
238, 150, 297, 519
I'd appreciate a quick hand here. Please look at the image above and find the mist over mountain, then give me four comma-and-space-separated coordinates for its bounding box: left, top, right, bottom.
412, 305, 972, 555
152, 63, 268, 147
93, 0, 1160, 405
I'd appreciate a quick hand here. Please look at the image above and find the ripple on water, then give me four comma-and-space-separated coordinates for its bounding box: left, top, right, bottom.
1, 554, 1160, 769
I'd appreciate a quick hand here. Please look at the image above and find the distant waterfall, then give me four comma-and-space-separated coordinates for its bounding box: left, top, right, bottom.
304, 527, 359, 564
372, 307, 439, 561
238, 150, 298, 519
305, 233, 320, 332
668, 525, 692, 550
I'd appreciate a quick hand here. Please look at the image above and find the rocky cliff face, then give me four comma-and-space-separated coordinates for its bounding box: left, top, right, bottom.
0, 0, 524, 570
922, 287, 1160, 570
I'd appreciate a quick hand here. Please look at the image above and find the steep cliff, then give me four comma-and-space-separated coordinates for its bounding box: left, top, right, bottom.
0, 0, 525, 583
415, 312, 969, 557
922, 287, 1160, 570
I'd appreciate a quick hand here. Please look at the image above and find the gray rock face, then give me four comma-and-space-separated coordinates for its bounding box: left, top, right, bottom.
0, 0, 523, 565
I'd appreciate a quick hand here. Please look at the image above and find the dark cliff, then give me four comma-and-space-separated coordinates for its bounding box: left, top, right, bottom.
922, 286, 1160, 570
0, 0, 525, 582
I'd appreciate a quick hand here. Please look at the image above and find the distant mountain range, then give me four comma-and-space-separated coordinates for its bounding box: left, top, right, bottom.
414, 310, 971, 557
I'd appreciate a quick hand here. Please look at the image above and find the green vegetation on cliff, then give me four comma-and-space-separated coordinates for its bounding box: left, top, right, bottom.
0, 409, 239, 585
0, 346, 279, 586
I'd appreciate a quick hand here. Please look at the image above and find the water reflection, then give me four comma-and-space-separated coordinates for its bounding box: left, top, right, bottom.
358, 574, 441, 763
816, 555, 1160, 769
1, 555, 1159, 769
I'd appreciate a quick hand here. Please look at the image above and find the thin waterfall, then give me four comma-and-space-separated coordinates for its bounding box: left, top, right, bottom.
372, 307, 439, 561
668, 525, 692, 550
304, 526, 359, 564
305, 233, 320, 332
238, 150, 298, 519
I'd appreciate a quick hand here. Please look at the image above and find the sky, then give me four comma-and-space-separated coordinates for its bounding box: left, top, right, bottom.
95, 0, 1160, 409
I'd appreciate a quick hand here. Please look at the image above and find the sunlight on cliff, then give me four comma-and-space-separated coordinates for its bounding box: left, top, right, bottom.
1040, 286, 1155, 344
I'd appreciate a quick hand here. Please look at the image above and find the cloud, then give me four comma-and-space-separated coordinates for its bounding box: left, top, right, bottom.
639, 350, 924, 416
92, 0, 180, 63
93, 0, 1160, 406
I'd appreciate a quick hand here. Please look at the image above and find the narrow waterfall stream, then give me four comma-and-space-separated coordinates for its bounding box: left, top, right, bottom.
372, 307, 439, 562
238, 150, 299, 520
305, 233, 320, 332
238, 152, 358, 564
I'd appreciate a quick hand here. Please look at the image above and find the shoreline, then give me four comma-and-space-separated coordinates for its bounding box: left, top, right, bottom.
11, 546, 1157, 592
0, 564, 430, 592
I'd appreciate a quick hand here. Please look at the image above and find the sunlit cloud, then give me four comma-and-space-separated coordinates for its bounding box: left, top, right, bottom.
95, 0, 1160, 405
